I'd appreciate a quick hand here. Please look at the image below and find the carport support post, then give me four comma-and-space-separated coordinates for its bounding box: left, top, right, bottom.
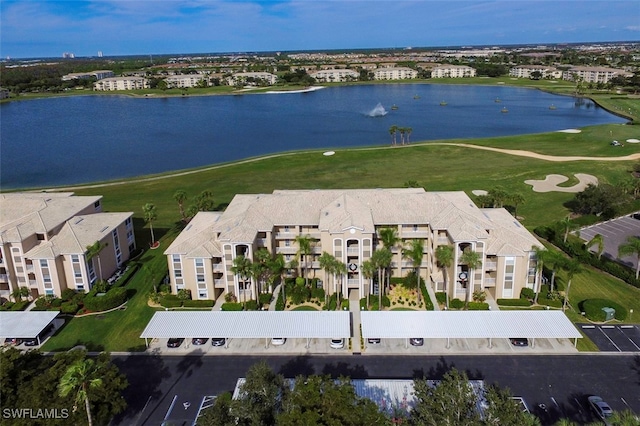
574, 337, 577, 347
265, 338, 268, 349
446, 337, 450, 349
489, 337, 492, 349
405, 338, 408, 349
532, 338, 535, 348
306, 337, 310, 349
145, 337, 148, 348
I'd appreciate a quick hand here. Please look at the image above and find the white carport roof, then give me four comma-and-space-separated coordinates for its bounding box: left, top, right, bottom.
361, 311, 582, 339
140, 311, 351, 339
0, 311, 59, 338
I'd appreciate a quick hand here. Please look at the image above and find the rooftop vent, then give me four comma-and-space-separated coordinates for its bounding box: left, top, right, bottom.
74, 218, 84, 225
100, 226, 109, 233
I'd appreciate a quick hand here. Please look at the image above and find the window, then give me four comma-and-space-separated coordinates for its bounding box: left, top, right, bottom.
174, 269, 182, 278
503, 257, 515, 298
39, 259, 48, 268
36, 233, 45, 241
172, 254, 181, 263
71, 255, 79, 263
94, 200, 101, 208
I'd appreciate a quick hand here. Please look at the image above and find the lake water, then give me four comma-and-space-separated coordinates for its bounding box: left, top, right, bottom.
0, 84, 627, 189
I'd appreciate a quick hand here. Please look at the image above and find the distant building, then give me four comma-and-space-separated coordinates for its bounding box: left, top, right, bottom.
309, 69, 359, 83
164, 74, 206, 88
0, 87, 9, 99
0, 193, 135, 299
62, 52, 75, 59
227, 72, 278, 86
94, 76, 149, 91
509, 65, 562, 79
62, 70, 114, 81
373, 67, 417, 80
563, 66, 633, 84
431, 65, 476, 78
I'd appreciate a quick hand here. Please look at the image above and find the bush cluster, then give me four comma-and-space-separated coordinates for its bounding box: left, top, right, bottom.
182, 299, 215, 308
0, 300, 30, 311
258, 293, 273, 306
435, 292, 447, 305
245, 300, 259, 311
84, 287, 127, 312
519, 288, 535, 300
450, 298, 464, 309
221, 302, 243, 311
467, 302, 490, 310
580, 299, 627, 321
497, 298, 532, 307
359, 298, 368, 311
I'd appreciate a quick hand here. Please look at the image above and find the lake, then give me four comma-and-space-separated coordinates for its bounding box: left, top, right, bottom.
0, 84, 627, 189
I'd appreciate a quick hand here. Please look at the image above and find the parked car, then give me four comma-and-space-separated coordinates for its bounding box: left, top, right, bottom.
509, 338, 528, 347
588, 396, 613, 425
271, 337, 286, 346
330, 338, 344, 349
192, 338, 209, 345
410, 338, 424, 347
367, 338, 381, 345
23, 338, 39, 347
166, 338, 185, 348
4, 338, 22, 346
211, 338, 226, 347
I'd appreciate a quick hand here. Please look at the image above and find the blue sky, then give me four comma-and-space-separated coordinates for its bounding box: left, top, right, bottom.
1, 1, 639, 58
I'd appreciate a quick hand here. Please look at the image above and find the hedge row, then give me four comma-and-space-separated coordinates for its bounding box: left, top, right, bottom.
83, 287, 127, 311
183, 299, 214, 308
580, 298, 627, 321
221, 302, 243, 311
0, 300, 30, 311
467, 302, 490, 310
497, 298, 532, 307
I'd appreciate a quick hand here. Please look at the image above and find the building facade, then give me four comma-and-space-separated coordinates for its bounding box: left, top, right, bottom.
165, 189, 542, 304
563, 66, 633, 83
228, 72, 278, 86
509, 65, 562, 79
164, 74, 206, 88
0, 193, 135, 299
93, 76, 149, 91
431, 65, 477, 78
310, 69, 359, 83
372, 67, 418, 80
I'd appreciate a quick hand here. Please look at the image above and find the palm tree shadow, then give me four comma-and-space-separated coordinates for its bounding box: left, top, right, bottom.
278, 355, 315, 377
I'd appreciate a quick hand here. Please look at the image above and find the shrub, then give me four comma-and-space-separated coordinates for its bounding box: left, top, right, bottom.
275, 290, 285, 311
83, 287, 127, 311
520, 288, 535, 300
435, 292, 447, 305
381, 295, 391, 308
50, 298, 63, 308
341, 299, 349, 310
177, 289, 191, 300
472, 291, 486, 302
72, 292, 86, 304
450, 298, 464, 309
60, 301, 79, 315
245, 300, 258, 311
61, 288, 77, 301
497, 298, 532, 307
359, 298, 368, 311
9, 301, 29, 311
580, 299, 627, 321
258, 293, 273, 306
370, 297, 380, 311
112, 263, 140, 287
182, 300, 214, 308
221, 302, 243, 311
467, 302, 490, 310
311, 287, 325, 301
224, 293, 237, 303
327, 293, 338, 311
0, 302, 15, 311
295, 277, 305, 286
159, 284, 171, 293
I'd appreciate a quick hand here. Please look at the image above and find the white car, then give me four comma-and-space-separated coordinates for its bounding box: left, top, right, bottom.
271, 337, 286, 346
330, 338, 344, 349
588, 396, 613, 425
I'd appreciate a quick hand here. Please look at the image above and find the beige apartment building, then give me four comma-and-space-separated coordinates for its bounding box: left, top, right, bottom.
509, 65, 562, 79
373, 67, 418, 80
310, 69, 359, 83
164, 74, 206, 88
431, 65, 477, 78
563, 66, 633, 84
228, 72, 278, 86
0, 193, 135, 300
165, 189, 542, 304
93, 76, 149, 91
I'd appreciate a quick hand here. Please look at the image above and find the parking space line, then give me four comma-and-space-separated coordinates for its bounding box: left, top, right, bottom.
598, 327, 621, 352
581, 325, 595, 329
618, 327, 640, 351
164, 395, 178, 421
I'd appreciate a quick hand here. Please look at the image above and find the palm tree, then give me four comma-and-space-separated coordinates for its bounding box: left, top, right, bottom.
585, 233, 605, 260
253, 248, 272, 294
334, 260, 347, 309
231, 255, 253, 306
559, 216, 579, 243
361, 259, 376, 308
86, 240, 108, 282
531, 245, 548, 304
142, 203, 158, 246
562, 258, 582, 312
371, 248, 392, 309
488, 187, 508, 208
58, 358, 103, 426
460, 247, 482, 308
173, 190, 188, 222
10, 286, 29, 302
388, 125, 398, 145
405, 127, 412, 144
269, 253, 287, 302
546, 249, 567, 293
435, 245, 454, 309
318, 252, 337, 305
294, 235, 314, 287
403, 239, 425, 303
378, 227, 400, 293
398, 127, 406, 145
618, 236, 640, 279
509, 193, 525, 218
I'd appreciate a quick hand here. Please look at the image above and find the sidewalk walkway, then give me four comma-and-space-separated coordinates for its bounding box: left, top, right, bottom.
425, 285, 440, 311
269, 284, 282, 311
349, 292, 362, 353
485, 292, 501, 311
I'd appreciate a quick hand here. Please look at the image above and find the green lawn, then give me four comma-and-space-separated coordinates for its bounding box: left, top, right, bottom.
291, 305, 320, 311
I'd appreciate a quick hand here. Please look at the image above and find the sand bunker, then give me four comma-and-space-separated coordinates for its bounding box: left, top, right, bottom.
557, 129, 582, 134
627, 139, 640, 144
472, 190, 488, 196
323, 151, 335, 156
525, 174, 598, 193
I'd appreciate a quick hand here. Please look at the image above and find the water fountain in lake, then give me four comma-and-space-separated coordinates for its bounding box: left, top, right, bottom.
367, 102, 388, 117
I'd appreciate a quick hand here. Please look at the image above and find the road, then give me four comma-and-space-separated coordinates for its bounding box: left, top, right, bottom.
112, 353, 640, 425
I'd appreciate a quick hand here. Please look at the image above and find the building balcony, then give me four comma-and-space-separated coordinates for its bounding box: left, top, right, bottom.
255, 238, 268, 246
0, 274, 8, 282
25, 264, 34, 272
347, 279, 360, 286
346, 247, 359, 255
214, 279, 225, 288
485, 261, 497, 270
276, 247, 297, 255
29, 280, 37, 287
212, 264, 225, 272
402, 231, 430, 238
484, 278, 496, 286
437, 237, 450, 244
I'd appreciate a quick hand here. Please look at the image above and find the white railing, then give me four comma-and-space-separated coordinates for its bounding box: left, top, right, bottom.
275, 247, 297, 254
438, 237, 450, 244
25, 264, 34, 272
214, 279, 225, 287
403, 231, 429, 238
213, 264, 225, 272
484, 278, 496, 285
346, 247, 359, 255
485, 261, 497, 270
29, 280, 37, 286
347, 279, 360, 286
0, 274, 8, 281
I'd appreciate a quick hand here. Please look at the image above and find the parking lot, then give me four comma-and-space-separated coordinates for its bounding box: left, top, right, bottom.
147, 335, 578, 356
577, 213, 640, 269
578, 324, 640, 352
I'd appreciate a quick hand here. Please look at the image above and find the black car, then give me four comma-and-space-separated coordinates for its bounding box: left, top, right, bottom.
410, 338, 424, 346
510, 338, 528, 347
211, 338, 226, 347
166, 338, 185, 348
23, 338, 39, 347
192, 338, 209, 345
4, 338, 22, 346
367, 338, 381, 345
